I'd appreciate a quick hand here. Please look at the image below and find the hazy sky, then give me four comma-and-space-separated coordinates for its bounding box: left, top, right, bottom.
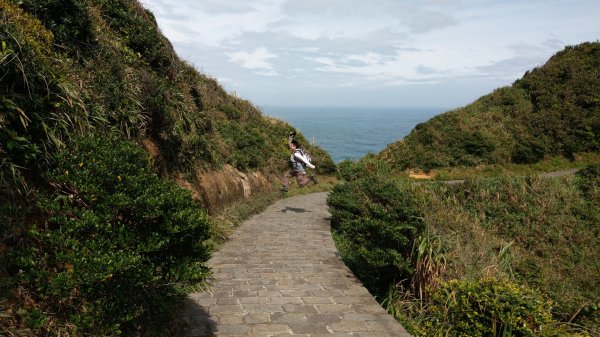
140, 0, 599, 109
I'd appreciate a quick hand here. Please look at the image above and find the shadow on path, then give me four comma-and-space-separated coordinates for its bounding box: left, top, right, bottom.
181, 297, 216, 337
280, 206, 312, 213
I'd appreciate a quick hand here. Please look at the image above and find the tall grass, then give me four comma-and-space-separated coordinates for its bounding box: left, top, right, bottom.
329, 166, 599, 336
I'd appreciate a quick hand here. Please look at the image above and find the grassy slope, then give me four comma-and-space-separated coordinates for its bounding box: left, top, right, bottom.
416, 174, 600, 331
331, 162, 600, 335
0, 0, 335, 196
379, 41, 600, 171
330, 42, 600, 335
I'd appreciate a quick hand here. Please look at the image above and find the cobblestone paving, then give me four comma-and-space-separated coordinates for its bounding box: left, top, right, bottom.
183, 192, 411, 337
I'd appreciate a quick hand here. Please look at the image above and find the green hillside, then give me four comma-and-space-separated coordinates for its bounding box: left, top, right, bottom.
330, 162, 600, 336
0, 0, 333, 335
380, 41, 600, 171
329, 42, 600, 336
0, 0, 334, 184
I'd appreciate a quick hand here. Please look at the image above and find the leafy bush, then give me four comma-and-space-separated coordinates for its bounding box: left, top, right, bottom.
336, 159, 363, 181
217, 120, 268, 170
16, 0, 94, 53
1, 0, 89, 193
457, 131, 496, 158
511, 138, 547, 164
578, 163, 600, 181
100, 0, 175, 72
333, 160, 598, 334
336, 155, 392, 181
327, 176, 424, 294
419, 278, 555, 337
3, 135, 211, 335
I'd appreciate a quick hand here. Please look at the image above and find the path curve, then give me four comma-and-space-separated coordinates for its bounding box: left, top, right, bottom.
183, 192, 411, 337
442, 168, 580, 185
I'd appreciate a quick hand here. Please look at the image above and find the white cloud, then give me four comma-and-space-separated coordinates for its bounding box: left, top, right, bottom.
141, 0, 600, 107
141, 0, 285, 46
227, 48, 278, 76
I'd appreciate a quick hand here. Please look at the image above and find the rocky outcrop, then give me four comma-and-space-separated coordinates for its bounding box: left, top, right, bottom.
193, 165, 272, 214
175, 165, 272, 214
144, 138, 273, 214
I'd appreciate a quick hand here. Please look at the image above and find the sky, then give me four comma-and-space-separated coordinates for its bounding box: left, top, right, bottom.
139, 0, 599, 109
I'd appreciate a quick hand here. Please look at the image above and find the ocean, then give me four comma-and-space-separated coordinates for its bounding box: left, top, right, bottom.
262, 106, 446, 163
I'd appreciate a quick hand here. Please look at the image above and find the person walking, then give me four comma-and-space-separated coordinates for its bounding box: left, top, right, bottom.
280, 132, 317, 192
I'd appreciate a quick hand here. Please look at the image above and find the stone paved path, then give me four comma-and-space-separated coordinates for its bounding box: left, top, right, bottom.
183, 192, 411, 337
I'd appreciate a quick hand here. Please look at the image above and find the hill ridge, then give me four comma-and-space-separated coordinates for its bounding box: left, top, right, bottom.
379, 41, 600, 171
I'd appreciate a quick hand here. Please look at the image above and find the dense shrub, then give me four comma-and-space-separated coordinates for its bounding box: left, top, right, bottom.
336, 159, 364, 181
511, 138, 547, 164
516, 42, 600, 156
334, 169, 599, 334
15, 0, 94, 53
336, 155, 392, 181
3, 135, 211, 335
100, 0, 175, 72
1, 0, 89, 193
418, 278, 555, 337
217, 120, 268, 170
457, 131, 496, 158
327, 176, 424, 294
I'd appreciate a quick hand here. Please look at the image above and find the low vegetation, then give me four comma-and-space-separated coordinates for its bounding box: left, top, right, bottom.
2, 135, 212, 336
328, 176, 423, 295
430, 152, 600, 181
328, 163, 599, 336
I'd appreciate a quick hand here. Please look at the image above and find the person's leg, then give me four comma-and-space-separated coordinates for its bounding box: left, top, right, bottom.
296, 172, 310, 187
309, 172, 317, 184
281, 170, 293, 191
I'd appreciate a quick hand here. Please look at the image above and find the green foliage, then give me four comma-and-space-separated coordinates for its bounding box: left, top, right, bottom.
219, 104, 243, 120
1, 0, 53, 53
410, 231, 446, 300
15, 0, 94, 52
4, 135, 211, 335
336, 160, 362, 181
380, 42, 600, 171
327, 176, 424, 294
99, 0, 175, 72
213, 112, 336, 173
415, 175, 600, 333
217, 120, 268, 169
511, 138, 546, 164
1, 0, 90, 195
336, 155, 392, 181
516, 43, 600, 156
419, 278, 555, 337
332, 156, 598, 334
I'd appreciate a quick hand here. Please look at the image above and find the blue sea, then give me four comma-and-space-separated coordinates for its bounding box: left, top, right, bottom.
262, 106, 446, 163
